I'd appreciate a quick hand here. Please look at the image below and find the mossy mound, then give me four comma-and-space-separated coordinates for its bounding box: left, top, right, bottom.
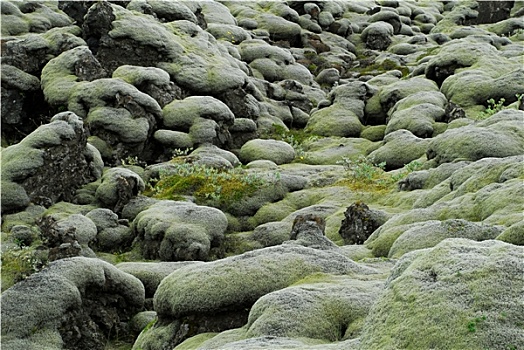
359, 239, 524, 350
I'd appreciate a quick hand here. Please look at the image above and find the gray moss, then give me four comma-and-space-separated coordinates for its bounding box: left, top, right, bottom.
67, 78, 162, 119
154, 244, 374, 318
304, 137, 378, 166
367, 130, 429, 170
360, 125, 386, 142
244, 276, 383, 341
40, 45, 97, 107
87, 107, 150, 143
112, 65, 171, 86
305, 106, 363, 137
1, 257, 144, 349
109, 6, 184, 59
117, 261, 205, 298
388, 219, 502, 258
95, 167, 145, 211
0, 181, 30, 213
359, 239, 524, 350
132, 201, 228, 261
379, 77, 439, 113
162, 96, 235, 130
496, 220, 524, 245
239, 139, 295, 165
427, 112, 524, 165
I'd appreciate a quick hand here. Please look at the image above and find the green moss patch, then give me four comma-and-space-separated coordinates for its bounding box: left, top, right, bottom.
144, 160, 273, 212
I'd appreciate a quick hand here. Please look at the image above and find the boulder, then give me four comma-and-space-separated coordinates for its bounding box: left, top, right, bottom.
132, 201, 228, 261
426, 110, 524, 165
289, 214, 340, 250
385, 101, 446, 138
361, 22, 394, 50
0, 112, 103, 212
379, 77, 439, 114
85, 208, 134, 252
305, 103, 362, 138
388, 219, 503, 258
161, 96, 235, 148
1, 25, 84, 75
252, 221, 293, 247
367, 130, 428, 170
339, 202, 390, 245
37, 213, 97, 261
135, 244, 375, 349
117, 261, 205, 298
243, 277, 383, 342
1, 257, 144, 350
359, 239, 524, 349
496, 220, 524, 245
239, 139, 295, 165
94, 167, 145, 214
0, 64, 44, 144
112, 65, 181, 107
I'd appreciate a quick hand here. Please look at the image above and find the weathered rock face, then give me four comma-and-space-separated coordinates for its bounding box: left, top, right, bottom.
339, 202, 389, 245
1, 112, 103, 212
1, 257, 145, 350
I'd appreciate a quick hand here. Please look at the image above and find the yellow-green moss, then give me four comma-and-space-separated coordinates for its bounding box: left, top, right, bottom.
144, 161, 270, 211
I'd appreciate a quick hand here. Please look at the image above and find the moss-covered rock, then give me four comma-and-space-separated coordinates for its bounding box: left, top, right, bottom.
306, 104, 363, 137
1, 112, 103, 212
244, 276, 383, 342
155, 244, 373, 317
95, 167, 145, 214
132, 201, 228, 261
361, 22, 394, 50
388, 219, 502, 258
1, 257, 144, 350
427, 110, 524, 165
303, 137, 378, 166
117, 261, 204, 298
367, 130, 428, 170
496, 220, 524, 245
239, 139, 295, 165
359, 239, 524, 350
85, 208, 133, 253
385, 97, 446, 138
379, 77, 439, 114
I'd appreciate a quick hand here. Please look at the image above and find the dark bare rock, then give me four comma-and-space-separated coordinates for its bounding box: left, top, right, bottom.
290, 213, 339, 250
339, 202, 389, 245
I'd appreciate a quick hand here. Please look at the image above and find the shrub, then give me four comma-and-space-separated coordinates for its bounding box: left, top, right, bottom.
337, 156, 422, 192
1, 245, 48, 291
476, 94, 523, 120
144, 161, 270, 210
262, 124, 319, 162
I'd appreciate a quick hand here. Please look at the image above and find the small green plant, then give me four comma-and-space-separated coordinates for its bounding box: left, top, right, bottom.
467, 315, 487, 333
477, 94, 523, 120
1, 246, 48, 291
262, 124, 319, 162
121, 156, 140, 166
144, 160, 271, 210
172, 147, 192, 157
477, 97, 506, 119
337, 157, 423, 192
338, 155, 386, 182
389, 160, 423, 183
